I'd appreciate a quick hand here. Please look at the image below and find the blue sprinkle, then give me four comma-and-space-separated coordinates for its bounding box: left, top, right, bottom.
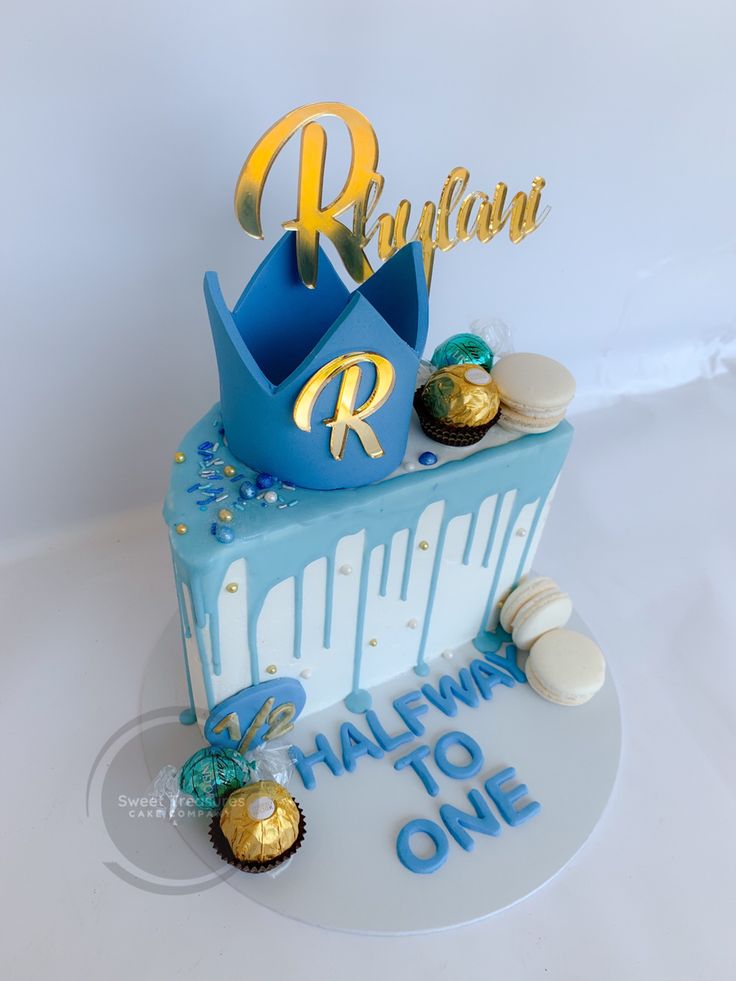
186, 484, 201, 493
198, 441, 214, 451
210, 522, 217, 536
198, 506, 208, 512
196, 499, 212, 506
239, 481, 256, 500
256, 473, 274, 490
234, 501, 246, 511
419, 451, 438, 466
288, 500, 299, 507
216, 524, 235, 544
229, 474, 246, 483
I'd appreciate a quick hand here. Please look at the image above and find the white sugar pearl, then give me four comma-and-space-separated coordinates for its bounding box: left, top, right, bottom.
515, 527, 527, 537
300, 668, 312, 679
264, 490, 278, 504
407, 618, 419, 629
339, 564, 353, 576
442, 649, 454, 660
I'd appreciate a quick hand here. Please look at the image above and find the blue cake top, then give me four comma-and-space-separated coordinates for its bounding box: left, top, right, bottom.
165, 404, 573, 567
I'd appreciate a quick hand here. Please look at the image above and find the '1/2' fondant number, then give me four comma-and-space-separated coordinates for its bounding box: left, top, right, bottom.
212, 699, 296, 754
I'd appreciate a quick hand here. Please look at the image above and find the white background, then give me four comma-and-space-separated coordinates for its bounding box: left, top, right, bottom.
2, 1, 735, 978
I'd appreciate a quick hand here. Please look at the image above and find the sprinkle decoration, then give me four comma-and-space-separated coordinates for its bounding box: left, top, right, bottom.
176, 425, 301, 544
418, 451, 438, 466
225, 583, 239, 593
418, 540, 430, 551
215, 525, 234, 544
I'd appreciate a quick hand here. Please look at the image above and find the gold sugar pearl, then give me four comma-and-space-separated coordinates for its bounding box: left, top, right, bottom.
218, 508, 233, 523
174, 452, 186, 464
418, 540, 430, 551
266, 664, 278, 675
175, 523, 188, 535
223, 465, 236, 477
225, 583, 239, 593
368, 638, 378, 647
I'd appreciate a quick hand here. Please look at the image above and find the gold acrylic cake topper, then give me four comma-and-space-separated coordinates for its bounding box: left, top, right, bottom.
293, 352, 396, 461
236, 102, 548, 289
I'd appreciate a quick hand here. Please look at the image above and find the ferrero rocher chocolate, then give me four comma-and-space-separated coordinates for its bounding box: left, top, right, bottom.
219, 780, 300, 863
421, 364, 500, 428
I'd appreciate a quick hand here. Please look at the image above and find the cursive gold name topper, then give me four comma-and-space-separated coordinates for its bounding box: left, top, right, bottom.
235, 102, 548, 289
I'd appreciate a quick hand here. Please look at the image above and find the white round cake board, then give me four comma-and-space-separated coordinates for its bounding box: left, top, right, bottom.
141, 609, 620, 934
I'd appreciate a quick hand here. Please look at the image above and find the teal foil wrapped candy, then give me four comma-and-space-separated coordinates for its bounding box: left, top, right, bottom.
179, 747, 252, 809
431, 332, 494, 373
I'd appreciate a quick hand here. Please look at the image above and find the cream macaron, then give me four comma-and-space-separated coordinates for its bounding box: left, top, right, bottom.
491, 353, 575, 434
525, 628, 606, 706
499, 576, 572, 651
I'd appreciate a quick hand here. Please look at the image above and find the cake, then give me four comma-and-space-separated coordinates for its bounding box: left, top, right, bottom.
162, 103, 608, 888
164, 226, 573, 724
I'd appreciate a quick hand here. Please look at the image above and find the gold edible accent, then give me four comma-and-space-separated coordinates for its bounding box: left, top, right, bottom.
418, 540, 430, 551
218, 508, 234, 523
212, 711, 241, 742
266, 664, 278, 675
293, 351, 395, 461
368, 638, 378, 647
235, 101, 547, 289
174, 452, 186, 463
223, 465, 236, 477
421, 365, 500, 428
220, 781, 300, 863
225, 582, 239, 593
175, 523, 188, 535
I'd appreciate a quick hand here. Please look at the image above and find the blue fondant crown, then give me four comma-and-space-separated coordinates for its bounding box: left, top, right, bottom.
205, 232, 428, 489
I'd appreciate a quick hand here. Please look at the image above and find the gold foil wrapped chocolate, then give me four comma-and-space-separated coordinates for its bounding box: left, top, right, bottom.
219, 780, 300, 863
421, 364, 500, 428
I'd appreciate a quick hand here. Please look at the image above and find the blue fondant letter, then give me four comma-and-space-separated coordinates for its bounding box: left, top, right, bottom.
365, 709, 415, 753
396, 819, 449, 874
440, 788, 502, 851
394, 744, 439, 797
469, 659, 515, 700
421, 668, 479, 717
392, 690, 429, 736
484, 767, 541, 826
434, 730, 484, 781
483, 644, 526, 683
339, 721, 385, 772
290, 733, 344, 790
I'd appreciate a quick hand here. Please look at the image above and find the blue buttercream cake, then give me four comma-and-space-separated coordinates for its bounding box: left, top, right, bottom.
164, 232, 574, 729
